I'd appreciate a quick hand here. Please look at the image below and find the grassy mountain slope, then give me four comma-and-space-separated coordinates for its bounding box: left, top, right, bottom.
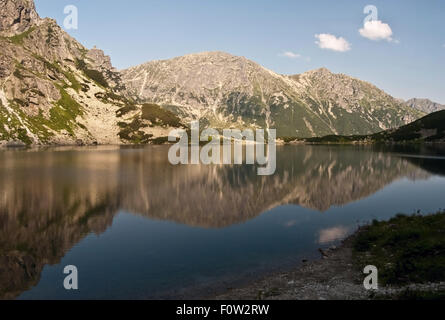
304, 110, 445, 144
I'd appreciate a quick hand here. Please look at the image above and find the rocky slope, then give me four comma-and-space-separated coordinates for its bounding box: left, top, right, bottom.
121, 51, 425, 138
0, 0, 39, 36
0, 0, 182, 146
406, 98, 445, 114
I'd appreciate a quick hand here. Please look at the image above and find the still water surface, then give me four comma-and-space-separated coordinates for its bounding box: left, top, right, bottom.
0, 145, 444, 299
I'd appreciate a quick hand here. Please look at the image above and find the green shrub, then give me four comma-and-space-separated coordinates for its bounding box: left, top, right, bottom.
116, 104, 137, 117
46, 25, 54, 44
75, 59, 109, 88
150, 136, 169, 145
141, 103, 181, 127
83, 69, 108, 88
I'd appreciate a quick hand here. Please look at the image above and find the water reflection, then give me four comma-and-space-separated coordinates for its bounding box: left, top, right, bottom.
0, 145, 440, 299
318, 226, 351, 244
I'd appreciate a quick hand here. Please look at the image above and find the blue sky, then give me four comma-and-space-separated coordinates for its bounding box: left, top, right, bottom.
35, 0, 445, 103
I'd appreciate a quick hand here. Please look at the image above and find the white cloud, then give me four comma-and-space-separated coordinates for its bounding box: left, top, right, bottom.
315, 33, 351, 52
280, 51, 301, 59
359, 20, 393, 41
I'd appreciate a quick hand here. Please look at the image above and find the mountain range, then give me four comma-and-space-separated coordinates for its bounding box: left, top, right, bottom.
305, 110, 445, 143
121, 51, 424, 138
0, 0, 439, 146
405, 98, 445, 114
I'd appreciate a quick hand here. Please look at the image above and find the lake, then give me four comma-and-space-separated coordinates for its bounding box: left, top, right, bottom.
0, 144, 444, 299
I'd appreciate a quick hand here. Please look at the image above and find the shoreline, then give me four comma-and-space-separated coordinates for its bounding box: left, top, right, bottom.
212, 216, 445, 300
212, 235, 370, 300
2, 138, 445, 149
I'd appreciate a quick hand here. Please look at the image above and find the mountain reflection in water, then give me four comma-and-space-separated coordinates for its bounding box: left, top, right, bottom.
0, 145, 443, 299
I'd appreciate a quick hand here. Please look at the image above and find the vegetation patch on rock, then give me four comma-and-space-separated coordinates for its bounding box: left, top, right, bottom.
141, 103, 182, 127
75, 58, 109, 88
8, 27, 36, 45
118, 118, 153, 144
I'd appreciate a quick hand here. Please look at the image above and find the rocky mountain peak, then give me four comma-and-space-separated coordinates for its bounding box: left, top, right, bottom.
0, 0, 40, 36
405, 98, 445, 114
86, 47, 114, 71
121, 52, 424, 137
85, 47, 123, 89
128, 51, 256, 72
167, 51, 247, 63
121, 51, 280, 106
307, 67, 331, 76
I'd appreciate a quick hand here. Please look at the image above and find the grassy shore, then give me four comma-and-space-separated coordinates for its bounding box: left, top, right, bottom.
353, 211, 445, 300
215, 211, 445, 300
